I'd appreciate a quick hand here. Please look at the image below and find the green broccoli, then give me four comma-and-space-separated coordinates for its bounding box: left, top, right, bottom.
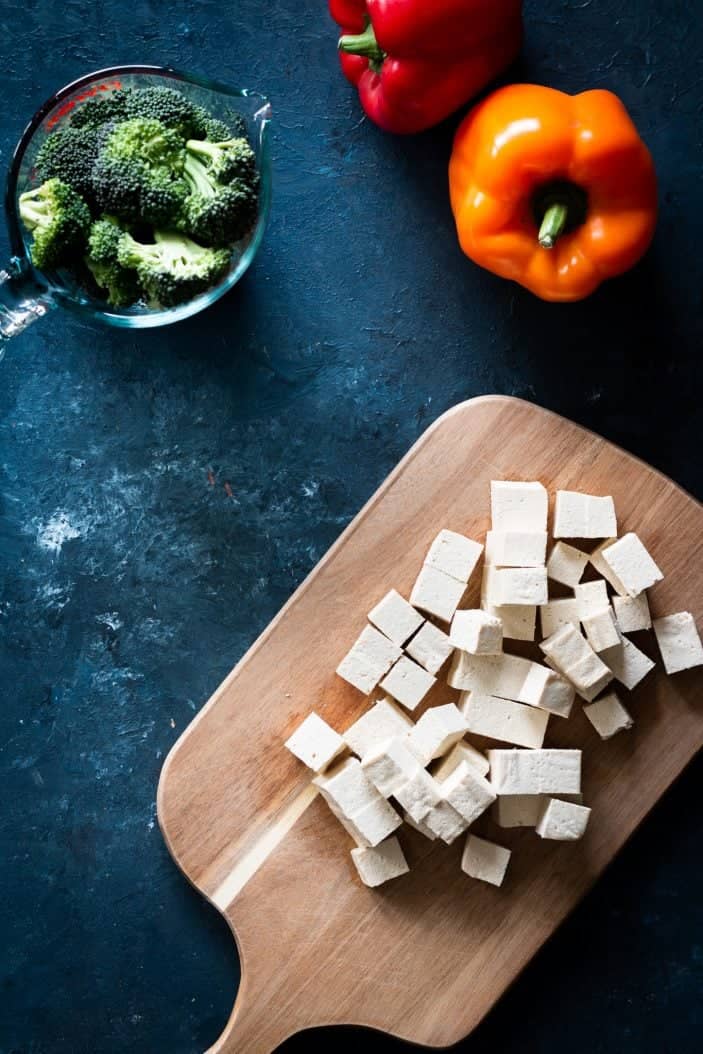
85, 216, 142, 307
123, 86, 205, 140
117, 229, 230, 307
192, 109, 248, 142
36, 126, 99, 201
69, 89, 133, 131
92, 118, 188, 226
179, 143, 258, 246
184, 137, 258, 185
19, 178, 91, 271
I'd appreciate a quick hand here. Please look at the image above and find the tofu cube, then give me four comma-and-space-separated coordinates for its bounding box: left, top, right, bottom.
493, 566, 548, 606
581, 607, 622, 652
553, 491, 617, 539
422, 801, 468, 844
653, 612, 703, 674
285, 712, 345, 772
410, 565, 466, 623
336, 625, 402, 695
380, 655, 436, 711
540, 598, 581, 638
361, 737, 422, 797
313, 757, 380, 817
449, 609, 503, 654
488, 749, 582, 795
439, 760, 496, 825
368, 589, 424, 646
393, 768, 441, 823
405, 621, 454, 674
343, 697, 414, 758
547, 542, 589, 588
460, 692, 549, 749
583, 691, 633, 739
406, 703, 468, 765
424, 529, 483, 583
602, 637, 655, 690
574, 580, 610, 616
461, 834, 511, 887
600, 533, 663, 597
403, 810, 437, 841
447, 650, 530, 698
492, 794, 543, 828
536, 798, 591, 841
520, 665, 575, 718
567, 651, 615, 701
351, 837, 409, 887
341, 797, 403, 847
482, 565, 537, 641
490, 480, 548, 532
540, 624, 613, 700
590, 539, 628, 596
485, 529, 548, 568
431, 740, 490, 781
613, 593, 652, 633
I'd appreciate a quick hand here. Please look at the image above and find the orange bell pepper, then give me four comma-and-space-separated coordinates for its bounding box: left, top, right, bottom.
449, 85, 657, 301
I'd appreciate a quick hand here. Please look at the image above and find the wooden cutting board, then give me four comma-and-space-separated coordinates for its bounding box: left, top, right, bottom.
157, 396, 703, 1053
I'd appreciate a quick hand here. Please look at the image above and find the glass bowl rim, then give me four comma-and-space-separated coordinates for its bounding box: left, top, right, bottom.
4, 64, 272, 329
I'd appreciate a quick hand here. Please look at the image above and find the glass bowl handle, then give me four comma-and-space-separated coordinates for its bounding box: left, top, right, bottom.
0, 259, 55, 362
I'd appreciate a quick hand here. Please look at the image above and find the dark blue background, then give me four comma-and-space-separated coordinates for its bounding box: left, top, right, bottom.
1, 1, 701, 1051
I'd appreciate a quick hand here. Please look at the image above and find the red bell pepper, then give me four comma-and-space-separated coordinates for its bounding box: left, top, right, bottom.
330, 0, 523, 134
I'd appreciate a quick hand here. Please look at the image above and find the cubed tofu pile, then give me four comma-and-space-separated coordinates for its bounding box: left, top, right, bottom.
285, 482, 703, 890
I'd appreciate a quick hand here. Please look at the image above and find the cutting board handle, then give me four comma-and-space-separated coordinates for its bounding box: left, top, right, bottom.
206, 983, 295, 1054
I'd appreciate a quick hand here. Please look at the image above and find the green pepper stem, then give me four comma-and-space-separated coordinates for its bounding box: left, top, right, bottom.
538, 203, 569, 249
338, 23, 385, 69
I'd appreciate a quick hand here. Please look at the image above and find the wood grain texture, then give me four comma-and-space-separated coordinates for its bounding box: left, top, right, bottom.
157, 396, 703, 1053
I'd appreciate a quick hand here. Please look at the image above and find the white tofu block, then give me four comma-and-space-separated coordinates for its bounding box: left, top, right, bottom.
540, 598, 581, 637
583, 691, 633, 739
613, 593, 652, 633
602, 637, 655, 690
493, 566, 548, 606
540, 624, 613, 699
461, 834, 511, 887
574, 580, 610, 616
492, 794, 543, 828
368, 589, 424, 647
410, 565, 466, 623
342, 797, 403, 847
424, 529, 483, 583
547, 542, 589, 588
393, 768, 442, 824
590, 539, 628, 596
336, 625, 402, 695
403, 810, 437, 841
313, 757, 380, 816
488, 749, 582, 795
448, 650, 528, 699
520, 665, 575, 718
361, 737, 422, 797
285, 713, 345, 773
439, 760, 496, 825
423, 801, 468, 844
567, 652, 615, 701
485, 529, 548, 568
553, 491, 617, 539
450, 609, 503, 654
536, 798, 591, 841
460, 692, 549, 749
405, 621, 454, 674
490, 480, 548, 532
600, 532, 663, 597
653, 612, 703, 674
343, 697, 414, 758
481, 565, 536, 641
582, 607, 621, 652
406, 703, 468, 765
351, 837, 409, 887
431, 740, 490, 780
380, 655, 436, 712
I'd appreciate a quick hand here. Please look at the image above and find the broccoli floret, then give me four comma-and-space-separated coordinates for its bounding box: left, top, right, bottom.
123, 86, 205, 140
85, 216, 142, 307
36, 126, 99, 201
184, 137, 258, 185
92, 118, 188, 226
19, 178, 91, 271
179, 145, 258, 246
69, 89, 133, 130
117, 229, 230, 307
191, 109, 248, 142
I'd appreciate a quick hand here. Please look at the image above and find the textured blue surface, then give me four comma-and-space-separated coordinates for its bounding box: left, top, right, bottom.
0, 1, 702, 1052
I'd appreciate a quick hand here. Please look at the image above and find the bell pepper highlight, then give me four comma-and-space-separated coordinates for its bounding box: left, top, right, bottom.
449, 84, 658, 301
330, 0, 523, 135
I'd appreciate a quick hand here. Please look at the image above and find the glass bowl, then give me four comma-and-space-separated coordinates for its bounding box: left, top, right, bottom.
0, 64, 272, 358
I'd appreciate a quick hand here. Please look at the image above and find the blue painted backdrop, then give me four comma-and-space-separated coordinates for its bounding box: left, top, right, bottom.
1, 1, 701, 1051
